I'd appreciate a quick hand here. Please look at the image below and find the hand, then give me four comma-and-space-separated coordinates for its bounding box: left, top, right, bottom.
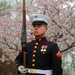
18, 65, 28, 73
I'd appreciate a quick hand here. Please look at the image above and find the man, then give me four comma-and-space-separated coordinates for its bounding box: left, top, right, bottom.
15, 14, 62, 75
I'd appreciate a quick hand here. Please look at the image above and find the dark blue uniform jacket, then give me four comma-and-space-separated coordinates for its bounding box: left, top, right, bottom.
15, 37, 62, 75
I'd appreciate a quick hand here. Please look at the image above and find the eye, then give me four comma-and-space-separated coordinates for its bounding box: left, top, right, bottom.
33, 25, 42, 28
38, 25, 42, 27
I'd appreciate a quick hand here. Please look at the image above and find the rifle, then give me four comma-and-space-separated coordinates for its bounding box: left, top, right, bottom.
21, 0, 26, 74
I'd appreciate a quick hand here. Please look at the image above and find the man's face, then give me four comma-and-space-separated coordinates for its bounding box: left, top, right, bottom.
32, 24, 48, 37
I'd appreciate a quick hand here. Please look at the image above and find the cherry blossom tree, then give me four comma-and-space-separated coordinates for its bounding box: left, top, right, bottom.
0, 0, 75, 75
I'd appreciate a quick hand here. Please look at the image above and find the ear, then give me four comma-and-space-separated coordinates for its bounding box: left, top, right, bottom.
46, 26, 48, 30
45, 26, 48, 31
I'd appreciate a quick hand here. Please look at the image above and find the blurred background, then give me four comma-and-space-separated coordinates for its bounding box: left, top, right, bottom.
0, 0, 75, 75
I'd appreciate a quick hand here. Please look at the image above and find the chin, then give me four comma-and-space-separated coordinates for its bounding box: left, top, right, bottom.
34, 34, 40, 37
34, 35, 39, 37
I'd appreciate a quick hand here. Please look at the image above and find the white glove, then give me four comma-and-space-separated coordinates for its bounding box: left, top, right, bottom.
18, 65, 28, 73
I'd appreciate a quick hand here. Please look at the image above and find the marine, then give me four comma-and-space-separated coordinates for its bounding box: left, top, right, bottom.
15, 14, 62, 75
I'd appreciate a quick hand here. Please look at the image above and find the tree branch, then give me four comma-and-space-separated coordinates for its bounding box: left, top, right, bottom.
61, 41, 75, 53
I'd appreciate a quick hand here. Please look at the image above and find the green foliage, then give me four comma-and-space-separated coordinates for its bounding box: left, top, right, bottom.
71, 59, 75, 71
16, 0, 21, 5
30, 0, 33, 4
29, 0, 33, 4
0, 1, 12, 17
63, 67, 70, 75
62, 53, 75, 75
0, 1, 11, 10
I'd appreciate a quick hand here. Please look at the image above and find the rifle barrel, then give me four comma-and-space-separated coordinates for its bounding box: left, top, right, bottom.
21, 0, 26, 70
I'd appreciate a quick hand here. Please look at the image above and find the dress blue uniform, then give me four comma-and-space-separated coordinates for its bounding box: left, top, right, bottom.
15, 14, 62, 75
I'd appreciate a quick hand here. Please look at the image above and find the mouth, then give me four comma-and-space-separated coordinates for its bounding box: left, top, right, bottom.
34, 30, 38, 33
34, 31, 38, 34
34, 31, 39, 35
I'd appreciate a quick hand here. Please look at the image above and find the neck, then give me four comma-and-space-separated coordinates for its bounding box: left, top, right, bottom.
35, 35, 45, 39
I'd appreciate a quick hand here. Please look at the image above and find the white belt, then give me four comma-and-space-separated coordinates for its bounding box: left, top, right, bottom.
28, 69, 52, 75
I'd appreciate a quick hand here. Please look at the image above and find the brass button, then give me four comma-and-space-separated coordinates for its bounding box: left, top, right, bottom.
36, 43, 38, 45
34, 46, 37, 48
33, 50, 36, 53
32, 64, 35, 66
39, 39, 41, 41
43, 49, 46, 51
33, 54, 35, 57
41, 49, 43, 52
16, 64, 18, 66
32, 59, 35, 62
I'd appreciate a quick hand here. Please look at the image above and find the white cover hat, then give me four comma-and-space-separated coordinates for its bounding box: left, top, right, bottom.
30, 14, 51, 24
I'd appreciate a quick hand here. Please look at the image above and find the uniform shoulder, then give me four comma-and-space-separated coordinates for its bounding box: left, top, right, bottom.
46, 38, 59, 47
46, 38, 55, 44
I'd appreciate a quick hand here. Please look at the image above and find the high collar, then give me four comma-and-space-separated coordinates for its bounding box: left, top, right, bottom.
35, 37, 46, 42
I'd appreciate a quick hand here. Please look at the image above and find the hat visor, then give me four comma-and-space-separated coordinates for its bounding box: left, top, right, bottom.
32, 20, 47, 26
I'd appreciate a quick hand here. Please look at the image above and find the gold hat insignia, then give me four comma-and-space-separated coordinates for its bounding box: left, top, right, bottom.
35, 15, 38, 18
